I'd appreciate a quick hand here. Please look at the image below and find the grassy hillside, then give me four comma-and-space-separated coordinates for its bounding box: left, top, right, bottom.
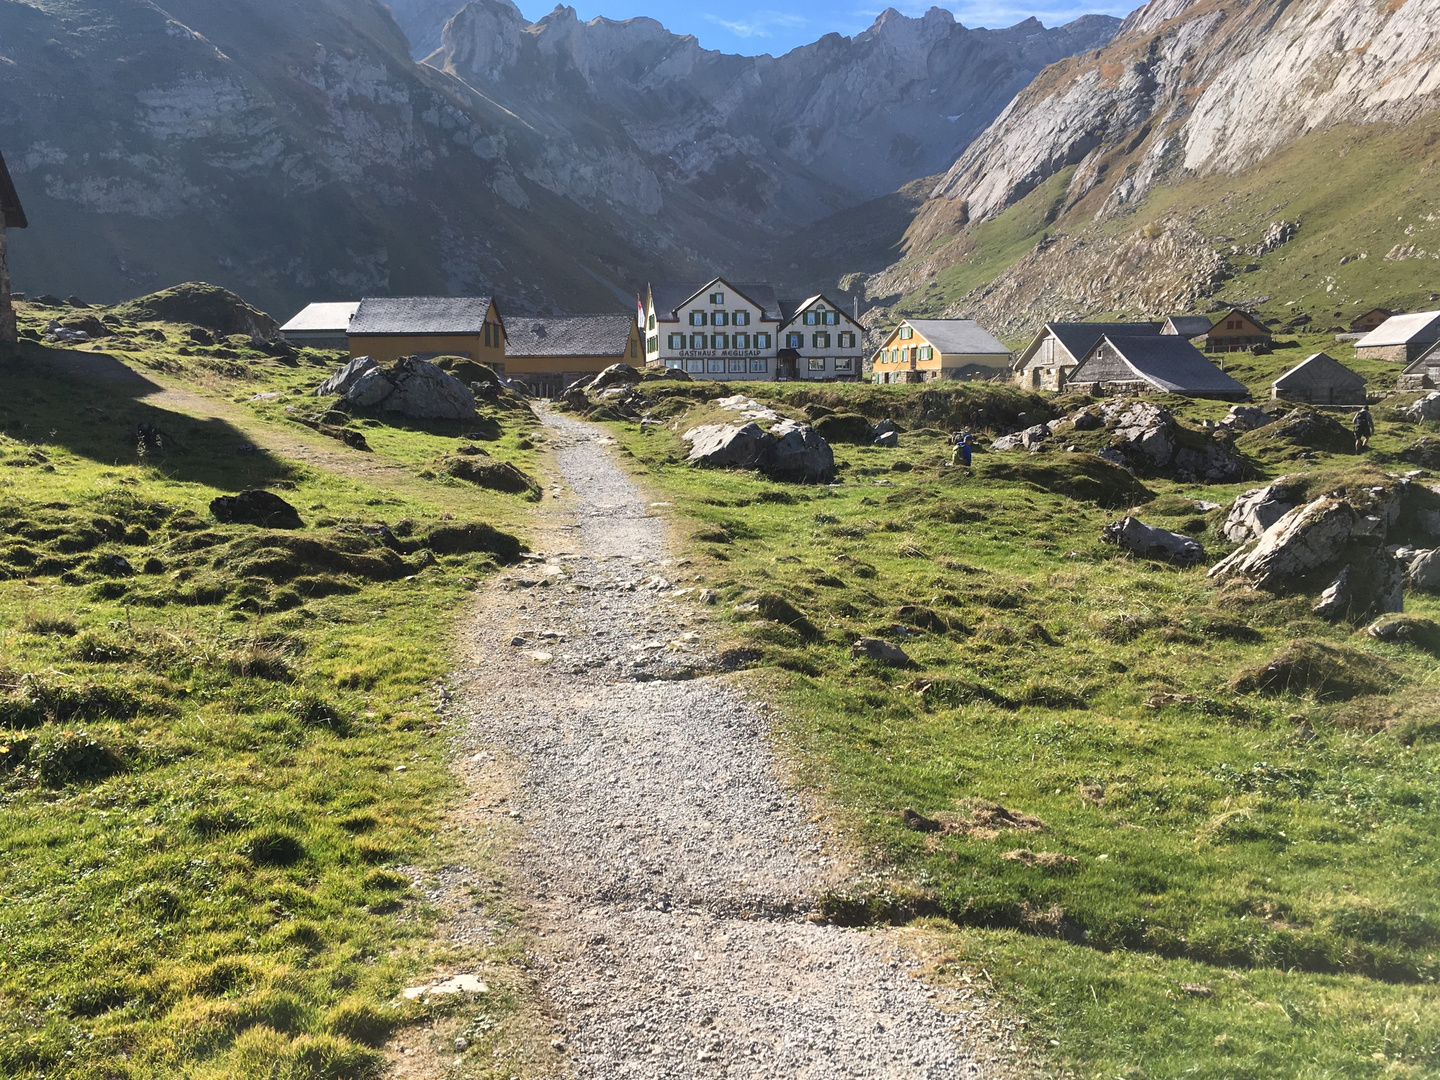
845, 116, 1440, 343
0, 301, 546, 1079
600, 376, 1440, 1080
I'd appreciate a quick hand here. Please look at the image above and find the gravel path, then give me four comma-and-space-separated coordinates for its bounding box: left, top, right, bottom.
450, 411, 1026, 1079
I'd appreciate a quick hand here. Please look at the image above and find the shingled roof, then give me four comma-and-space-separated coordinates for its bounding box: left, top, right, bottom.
1273, 352, 1366, 391
349, 296, 497, 336
0, 150, 27, 229
649, 280, 783, 322
505, 314, 634, 358
1162, 315, 1212, 338
903, 319, 1010, 356
280, 301, 359, 334
1078, 334, 1250, 397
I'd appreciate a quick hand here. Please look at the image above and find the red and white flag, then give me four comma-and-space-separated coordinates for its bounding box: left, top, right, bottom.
637, 295, 645, 329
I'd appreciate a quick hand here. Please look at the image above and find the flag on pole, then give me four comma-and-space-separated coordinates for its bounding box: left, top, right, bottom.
637, 295, 645, 329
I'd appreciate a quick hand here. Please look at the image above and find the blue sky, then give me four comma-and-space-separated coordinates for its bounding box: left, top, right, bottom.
512, 0, 1137, 56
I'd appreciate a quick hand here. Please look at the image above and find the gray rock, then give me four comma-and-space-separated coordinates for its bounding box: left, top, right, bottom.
345, 368, 399, 408
1409, 548, 1440, 591
873, 430, 899, 448
1222, 479, 1299, 543
1209, 497, 1357, 589
990, 433, 1024, 452
850, 637, 912, 666
683, 423, 770, 469
343, 358, 477, 420
1313, 556, 1404, 621
1099, 516, 1205, 565
1071, 409, 1102, 431
580, 363, 642, 394
1406, 392, 1440, 422
317, 355, 378, 397
1020, 423, 1050, 449
768, 419, 836, 483
871, 419, 901, 439
1219, 404, 1272, 431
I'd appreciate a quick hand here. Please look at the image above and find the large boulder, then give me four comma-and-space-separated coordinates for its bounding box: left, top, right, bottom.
210, 490, 302, 528
1409, 549, 1440, 591
578, 363, 641, 394
1107, 401, 1175, 467
1405, 392, 1440, 422
1313, 557, 1404, 621
1222, 479, 1300, 543
317, 356, 378, 397
683, 423, 770, 469
342, 358, 477, 420
1210, 498, 1358, 589
1218, 405, 1272, 431
1100, 517, 1206, 566
768, 419, 836, 483
1171, 439, 1246, 482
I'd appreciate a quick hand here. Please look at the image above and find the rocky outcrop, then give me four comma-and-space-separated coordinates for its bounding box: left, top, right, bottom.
1405, 393, 1440, 422
683, 419, 835, 483
210, 490, 302, 528
1100, 517, 1205, 565
1221, 479, 1299, 544
317, 356, 379, 397
343, 358, 477, 419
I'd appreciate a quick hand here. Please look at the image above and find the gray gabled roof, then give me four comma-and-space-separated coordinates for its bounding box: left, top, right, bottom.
1162, 315, 1213, 337
0, 150, 26, 229
1022, 321, 1160, 368
1356, 310, 1440, 348
280, 301, 360, 334
778, 293, 864, 331
1081, 334, 1250, 396
903, 319, 1010, 356
1273, 352, 1366, 389
505, 314, 635, 358
349, 296, 498, 335
1403, 340, 1440, 372
649, 279, 783, 323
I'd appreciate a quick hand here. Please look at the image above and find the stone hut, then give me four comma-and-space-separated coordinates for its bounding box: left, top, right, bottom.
1398, 341, 1440, 392
1013, 321, 1159, 391
1349, 307, 1392, 334
1204, 308, 1271, 353
1271, 352, 1367, 406
1354, 310, 1440, 363
1160, 315, 1212, 340
0, 149, 28, 346
1068, 334, 1250, 399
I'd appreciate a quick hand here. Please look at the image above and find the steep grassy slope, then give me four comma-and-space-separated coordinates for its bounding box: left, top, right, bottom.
0, 304, 548, 1079
599, 376, 1440, 1080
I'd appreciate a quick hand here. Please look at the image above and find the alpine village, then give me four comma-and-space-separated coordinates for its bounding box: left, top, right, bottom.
3, 1, 1440, 1079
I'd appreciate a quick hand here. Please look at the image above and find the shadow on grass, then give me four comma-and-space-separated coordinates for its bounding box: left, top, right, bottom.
0, 344, 297, 492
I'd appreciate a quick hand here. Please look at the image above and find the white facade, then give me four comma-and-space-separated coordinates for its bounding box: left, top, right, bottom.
776, 294, 864, 381
645, 279, 780, 381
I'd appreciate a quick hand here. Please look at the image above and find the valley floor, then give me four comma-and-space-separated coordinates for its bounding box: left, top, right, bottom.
418, 411, 1030, 1078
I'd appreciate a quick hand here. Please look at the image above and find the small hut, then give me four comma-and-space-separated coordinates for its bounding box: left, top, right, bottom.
1160, 315, 1212, 340
1271, 353, 1367, 406
1355, 311, 1440, 362
1204, 308, 1272, 353
1068, 334, 1250, 399
1398, 341, 1440, 392
1349, 307, 1392, 334
0, 149, 28, 346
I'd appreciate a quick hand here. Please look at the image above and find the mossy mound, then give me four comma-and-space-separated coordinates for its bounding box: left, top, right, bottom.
112, 282, 279, 343
1231, 639, 1390, 700
443, 456, 541, 499
813, 413, 874, 445
1236, 409, 1353, 458
974, 454, 1154, 508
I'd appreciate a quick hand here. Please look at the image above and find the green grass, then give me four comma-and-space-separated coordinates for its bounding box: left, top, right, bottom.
607, 380, 1440, 1080
0, 312, 548, 1079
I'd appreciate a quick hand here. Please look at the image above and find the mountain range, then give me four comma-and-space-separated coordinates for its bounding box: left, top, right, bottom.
0, 0, 1115, 319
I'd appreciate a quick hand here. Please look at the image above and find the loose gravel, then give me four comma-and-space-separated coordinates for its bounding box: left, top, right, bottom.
449, 410, 1028, 1078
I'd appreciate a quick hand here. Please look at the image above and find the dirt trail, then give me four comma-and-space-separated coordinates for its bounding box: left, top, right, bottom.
445, 411, 1027, 1078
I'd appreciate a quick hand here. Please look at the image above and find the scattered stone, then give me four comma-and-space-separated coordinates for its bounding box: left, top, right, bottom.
1020, 424, 1049, 449
768, 419, 836, 483
1406, 393, 1440, 422
1365, 615, 1440, 651
1179, 983, 1214, 998
400, 974, 488, 1000
990, 433, 1023, 452
682, 420, 835, 483
873, 429, 899, 448
209, 489, 302, 528
1100, 517, 1205, 565
698, 588, 717, 604
1209, 498, 1358, 589
850, 637, 912, 666
317, 355, 379, 397
1409, 549, 1440, 590
576, 363, 641, 395
444, 457, 542, 499
1218, 405, 1272, 431
1313, 557, 1404, 620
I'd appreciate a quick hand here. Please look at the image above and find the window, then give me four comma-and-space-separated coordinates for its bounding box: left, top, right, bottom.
690, 311, 707, 326
646, 334, 658, 353
826, 311, 839, 325
838, 332, 855, 347
728, 358, 746, 373
706, 359, 725, 373
749, 358, 768, 373
755, 333, 771, 349
733, 311, 750, 326
808, 357, 826, 371
709, 292, 724, 305
803, 311, 818, 326
899, 325, 913, 339
669, 333, 685, 349
922, 346, 933, 360
786, 332, 803, 348
734, 333, 751, 349
713, 311, 729, 327
690, 333, 706, 349
630, 339, 637, 358
684, 359, 704, 373
834, 357, 853, 372
665, 359, 682, 369
483, 323, 491, 348
647, 314, 655, 330
813, 332, 831, 349
711, 334, 729, 349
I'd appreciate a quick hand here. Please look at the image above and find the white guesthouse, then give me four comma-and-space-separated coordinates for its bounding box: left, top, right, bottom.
643, 278, 862, 382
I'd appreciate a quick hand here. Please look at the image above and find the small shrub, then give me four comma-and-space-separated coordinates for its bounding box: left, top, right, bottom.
326, 998, 398, 1048
22, 611, 77, 637
286, 692, 351, 735
31, 727, 123, 787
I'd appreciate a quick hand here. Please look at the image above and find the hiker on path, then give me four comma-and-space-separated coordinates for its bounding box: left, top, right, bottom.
1353, 406, 1374, 453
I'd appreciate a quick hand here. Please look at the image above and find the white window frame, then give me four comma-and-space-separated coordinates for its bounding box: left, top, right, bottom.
733, 311, 750, 326
808, 357, 826, 371
706, 358, 725, 373
749, 358, 768, 373
728, 358, 746, 373
668, 333, 685, 349
713, 311, 729, 327
786, 332, 803, 348
734, 333, 751, 349
756, 333, 771, 349
709, 292, 725, 305
665, 359, 682, 369
690, 311, 707, 326
834, 357, 854, 372
684, 358, 704, 373
813, 332, 831, 349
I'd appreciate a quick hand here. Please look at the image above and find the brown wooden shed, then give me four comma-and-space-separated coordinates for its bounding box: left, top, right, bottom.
1204, 308, 1271, 353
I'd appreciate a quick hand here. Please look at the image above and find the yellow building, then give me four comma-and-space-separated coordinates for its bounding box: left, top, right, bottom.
503, 314, 642, 396
871, 318, 1011, 383
348, 296, 506, 366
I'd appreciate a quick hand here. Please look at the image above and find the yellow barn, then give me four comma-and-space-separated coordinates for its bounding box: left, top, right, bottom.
348, 296, 506, 367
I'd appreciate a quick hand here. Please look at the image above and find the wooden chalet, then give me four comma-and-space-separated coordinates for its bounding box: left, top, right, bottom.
1068, 334, 1249, 400
1204, 308, 1271, 353
1160, 315, 1212, 340
1355, 310, 1440, 363
1014, 321, 1159, 391
872, 319, 1011, 384
347, 296, 506, 367
0, 149, 28, 346
1349, 307, 1392, 334
1398, 341, 1440, 392
504, 314, 641, 396
1271, 353, 1366, 406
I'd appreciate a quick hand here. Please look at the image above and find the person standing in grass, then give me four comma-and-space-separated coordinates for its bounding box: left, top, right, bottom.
1353, 406, 1374, 453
